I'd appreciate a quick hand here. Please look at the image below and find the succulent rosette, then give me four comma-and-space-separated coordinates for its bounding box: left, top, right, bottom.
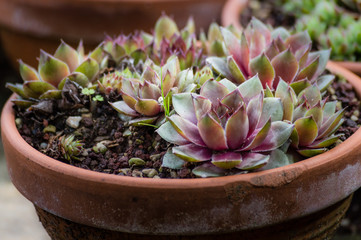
157, 76, 295, 175
7, 41, 102, 108
207, 18, 332, 91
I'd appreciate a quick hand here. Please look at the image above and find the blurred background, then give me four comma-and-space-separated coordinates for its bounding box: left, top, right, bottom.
0, 0, 360, 239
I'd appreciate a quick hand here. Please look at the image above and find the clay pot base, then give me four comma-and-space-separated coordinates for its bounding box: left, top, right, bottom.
35, 194, 352, 240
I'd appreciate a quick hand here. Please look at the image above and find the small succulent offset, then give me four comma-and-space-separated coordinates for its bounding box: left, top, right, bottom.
59, 135, 84, 161
6, 41, 102, 108
207, 18, 331, 91
157, 77, 295, 176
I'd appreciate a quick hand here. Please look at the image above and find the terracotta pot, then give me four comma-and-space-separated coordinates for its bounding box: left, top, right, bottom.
334, 61, 361, 77
0, 0, 226, 68
2, 61, 361, 239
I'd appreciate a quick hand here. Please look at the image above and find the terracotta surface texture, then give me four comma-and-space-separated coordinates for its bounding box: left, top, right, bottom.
2, 62, 361, 238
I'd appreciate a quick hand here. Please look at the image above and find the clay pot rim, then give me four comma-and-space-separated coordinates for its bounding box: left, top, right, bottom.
2, 61, 361, 189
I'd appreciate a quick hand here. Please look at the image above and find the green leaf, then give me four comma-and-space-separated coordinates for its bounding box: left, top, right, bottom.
39, 51, 70, 87
162, 149, 186, 169
294, 116, 318, 147
74, 58, 99, 82
250, 53, 275, 88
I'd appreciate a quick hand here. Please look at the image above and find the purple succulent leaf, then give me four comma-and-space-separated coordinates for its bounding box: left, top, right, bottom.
246, 18, 272, 58
296, 56, 319, 81
317, 74, 335, 92
292, 102, 308, 122
172, 144, 212, 162
23, 80, 57, 99
265, 40, 280, 61
294, 116, 318, 147
172, 93, 197, 124
54, 40, 79, 72
162, 149, 186, 170
290, 78, 311, 96
220, 88, 244, 111
258, 149, 292, 171
211, 152, 242, 169
206, 57, 233, 79
39, 51, 70, 87
122, 93, 138, 110
128, 116, 158, 126
271, 49, 299, 87
162, 70, 176, 96
142, 66, 160, 85
237, 74, 263, 104
252, 121, 294, 152
110, 101, 139, 117
225, 104, 249, 149
274, 36, 287, 52
122, 78, 140, 99
227, 56, 246, 84
157, 121, 190, 145
19, 60, 39, 81
303, 84, 321, 107
308, 49, 331, 82
192, 162, 226, 178
285, 31, 312, 54
271, 27, 291, 41
307, 134, 342, 149
305, 103, 323, 129
297, 148, 327, 157
242, 118, 271, 151
295, 43, 311, 68
275, 79, 295, 121
141, 81, 161, 100
198, 113, 228, 150
168, 114, 206, 147
317, 109, 345, 140
258, 97, 284, 128
134, 98, 161, 116
200, 79, 229, 107
74, 58, 99, 82
250, 53, 275, 88
247, 93, 263, 135
236, 152, 269, 170
192, 95, 212, 121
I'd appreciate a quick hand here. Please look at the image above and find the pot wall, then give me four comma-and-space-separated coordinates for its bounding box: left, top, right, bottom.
2, 62, 361, 236
0, 0, 226, 67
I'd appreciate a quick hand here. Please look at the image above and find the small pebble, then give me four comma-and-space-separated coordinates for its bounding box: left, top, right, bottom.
132, 170, 143, 178
123, 129, 132, 137
351, 115, 359, 121
66, 116, 82, 128
353, 110, 360, 117
40, 142, 48, 149
43, 125, 56, 133
119, 168, 130, 175
142, 169, 158, 178
129, 158, 146, 167
150, 154, 161, 161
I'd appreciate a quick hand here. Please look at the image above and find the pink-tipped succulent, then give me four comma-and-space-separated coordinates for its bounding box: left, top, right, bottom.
157, 76, 294, 176
207, 18, 332, 90
110, 56, 200, 125
6, 41, 102, 108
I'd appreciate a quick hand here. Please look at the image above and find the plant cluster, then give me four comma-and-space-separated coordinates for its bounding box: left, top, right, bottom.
8, 16, 344, 177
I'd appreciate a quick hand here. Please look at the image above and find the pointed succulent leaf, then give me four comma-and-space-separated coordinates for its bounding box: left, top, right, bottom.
200, 79, 229, 107
322, 101, 337, 122
275, 80, 295, 121
157, 121, 190, 145
258, 97, 284, 128
110, 101, 139, 117
198, 113, 227, 150
308, 49, 330, 81
221, 88, 243, 110
258, 149, 293, 171
305, 104, 323, 128
242, 118, 271, 151
271, 27, 290, 41
227, 56, 246, 84
318, 109, 345, 139
154, 15, 179, 48
290, 127, 300, 148
74, 58, 99, 82
172, 144, 212, 162
39, 90, 62, 99
192, 95, 212, 121
162, 149, 186, 170
290, 79, 311, 96
265, 40, 280, 61
250, 53, 275, 88
294, 116, 318, 146
238, 74, 263, 103
206, 57, 232, 79
54, 41, 79, 72
211, 152, 242, 169
296, 57, 319, 81
11, 99, 36, 108
23, 80, 57, 99
128, 116, 158, 126
271, 49, 299, 87
19, 60, 39, 81
225, 104, 249, 149
308, 134, 342, 149
293, 102, 308, 122
39, 51, 70, 86
253, 121, 294, 152
168, 115, 206, 147
6, 83, 26, 98
88, 42, 103, 63
134, 99, 161, 116
58, 72, 89, 90
192, 162, 226, 178
130, 49, 147, 65
285, 31, 312, 53
297, 148, 327, 157
161, 70, 176, 96
247, 93, 263, 134
303, 84, 321, 107
317, 75, 334, 92
208, 22, 223, 42
172, 93, 197, 124
141, 81, 161, 100
237, 152, 269, 170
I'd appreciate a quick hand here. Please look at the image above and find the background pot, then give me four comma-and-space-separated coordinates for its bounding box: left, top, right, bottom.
2, 62, 361, 239
0, 0, 226, 68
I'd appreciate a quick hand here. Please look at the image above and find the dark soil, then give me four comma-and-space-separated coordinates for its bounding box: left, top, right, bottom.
240, 0, 295, 28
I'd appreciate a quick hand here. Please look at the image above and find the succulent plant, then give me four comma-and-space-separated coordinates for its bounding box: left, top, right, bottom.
207, 18, 331, 90
157, 76, 295, 175
6, 41, 102, 108
59, 135, 84, 161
